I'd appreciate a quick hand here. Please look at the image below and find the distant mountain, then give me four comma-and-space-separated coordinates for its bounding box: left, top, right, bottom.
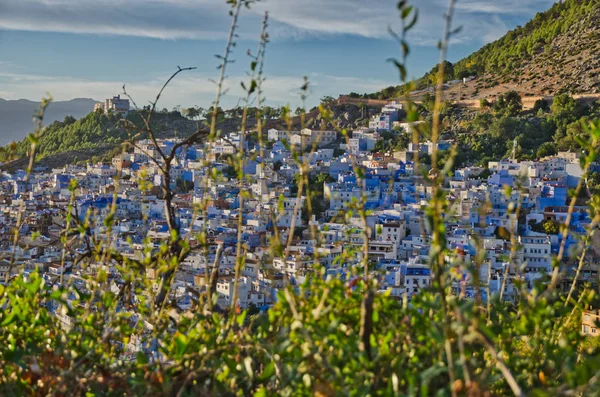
0, 98, 97, 145
371, 0, 600, 101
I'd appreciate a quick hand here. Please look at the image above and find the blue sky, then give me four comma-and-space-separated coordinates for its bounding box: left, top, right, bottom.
0, 0, 556, 109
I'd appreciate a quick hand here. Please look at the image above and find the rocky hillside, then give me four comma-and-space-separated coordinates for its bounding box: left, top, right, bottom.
444, 0, 600, 101
373, 0, 600, 102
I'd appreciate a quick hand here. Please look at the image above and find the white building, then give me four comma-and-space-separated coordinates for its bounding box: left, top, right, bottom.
393, 120, 424, 133
368, 102, 403, 131
519, 235, 552, 276
376, 221, 407, 244
324, 183, 379, 210
267, 129, 288, 142
401, 264, 431, 297
94, 95, 130, 114
276, 197, 305, 227
291, 129, 337, 149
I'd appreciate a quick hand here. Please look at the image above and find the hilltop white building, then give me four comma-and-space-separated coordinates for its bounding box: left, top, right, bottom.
94, 95, 130, 115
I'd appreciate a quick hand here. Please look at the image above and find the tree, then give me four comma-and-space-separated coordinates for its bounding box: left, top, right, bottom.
262, 106, 280, 120
533, 98, 550, 113
185, 107, 199, 120
587, 171, 600, 195
480, 98, 492, 109
175, 177, 194, 193
551, 94, 584, 137
183, 180, 194, 192
559, 117, 591, 150
207, 106, 225, 123
314, 173, 335, 193
542, 220, 560, 234
246, 303, 260, 315
333, 148, 345, 157
421, 93, 436, 112
63, 115, 77, 125
320, 96, 336, 106
302, 193, 329, 223
529, 219, 560, 234
551, 94, 582, 117
493, 91, 522, 117
536, 142, 557, 158
425, 61, 455, 86
373, 130, 410, 153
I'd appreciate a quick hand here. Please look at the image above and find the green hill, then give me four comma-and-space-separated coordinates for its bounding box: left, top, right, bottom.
452, 0, 600, 80
0, 110, 200, 169
372, 0, 600, 100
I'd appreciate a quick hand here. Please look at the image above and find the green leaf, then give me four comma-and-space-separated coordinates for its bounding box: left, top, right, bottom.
404, 11, 419, 32
237, 310, 248, 326
1, 312, 16, 326
401, 40, 410, 57
253, 387, 267, 397
136, 351, 149, 364
258, 361, 275, 382
174, 333, 188, 359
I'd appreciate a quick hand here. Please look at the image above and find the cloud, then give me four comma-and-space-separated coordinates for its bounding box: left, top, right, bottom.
0, 71, 372, 109
452, 0, 555, 15
479, 16, 510, 43
308, 73, 392, 95
0, 68, 392, 110
0, 0, 557, 46
0, 0, 244, 40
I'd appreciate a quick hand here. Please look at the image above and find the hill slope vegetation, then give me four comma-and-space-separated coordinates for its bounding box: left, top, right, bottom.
0, 110, 201, 169
371, 0, 600, 101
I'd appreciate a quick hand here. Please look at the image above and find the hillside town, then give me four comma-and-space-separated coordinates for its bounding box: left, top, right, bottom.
4, 0, 600, 392
1, 96, 599, 358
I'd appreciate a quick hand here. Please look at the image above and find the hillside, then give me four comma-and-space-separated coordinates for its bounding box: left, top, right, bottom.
266, 104, 377, 131
0, 110, 202, 170
372, 0, 600, 101
0, 102, 377, 170
0, 98, 97, 146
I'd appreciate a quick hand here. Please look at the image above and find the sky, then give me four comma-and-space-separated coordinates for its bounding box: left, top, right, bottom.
0, 0, 557, 110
